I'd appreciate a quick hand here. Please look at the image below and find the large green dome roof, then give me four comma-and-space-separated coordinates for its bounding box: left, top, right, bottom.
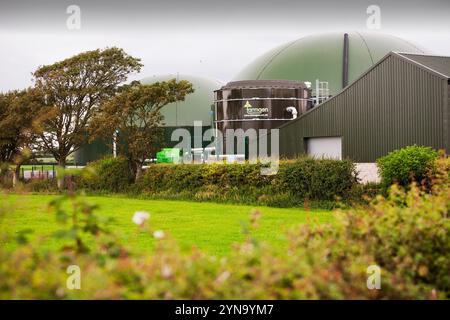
234, 32, 428, 95
140, 74, 222, 127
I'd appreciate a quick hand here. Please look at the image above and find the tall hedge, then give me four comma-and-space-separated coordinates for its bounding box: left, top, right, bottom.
79, 156, 134, 193
277, 158, 357, 200
78, 157, 356, 206
133, 158, 356, 206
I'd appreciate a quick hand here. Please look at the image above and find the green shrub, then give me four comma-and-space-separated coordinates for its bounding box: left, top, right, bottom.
377, 145, 439, 192
348, 182, 382, 203
79, 156, 133, 193
24, 178, 57, 192
134, 158, 356, 206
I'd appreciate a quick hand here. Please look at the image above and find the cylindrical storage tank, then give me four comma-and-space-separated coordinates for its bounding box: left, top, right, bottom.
214, 80, 311, 155
73, 138, 112, 166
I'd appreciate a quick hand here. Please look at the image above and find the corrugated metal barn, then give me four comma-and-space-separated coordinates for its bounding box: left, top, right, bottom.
276, 52, 450, 162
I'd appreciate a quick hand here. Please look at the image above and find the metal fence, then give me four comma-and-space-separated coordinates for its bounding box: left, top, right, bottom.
21, 165, 56, 180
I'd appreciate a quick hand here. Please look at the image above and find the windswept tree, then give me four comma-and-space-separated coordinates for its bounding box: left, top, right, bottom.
33, 47, 143, 174
0, 88, 44, 186
91, 80, 194, 180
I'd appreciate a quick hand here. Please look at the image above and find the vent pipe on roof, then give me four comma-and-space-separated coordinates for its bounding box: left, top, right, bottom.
342, 33, 349, 88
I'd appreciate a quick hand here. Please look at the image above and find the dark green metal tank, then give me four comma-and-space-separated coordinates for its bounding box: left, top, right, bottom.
73, 138, 112, 166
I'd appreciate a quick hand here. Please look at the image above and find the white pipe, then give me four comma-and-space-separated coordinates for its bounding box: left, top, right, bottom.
286, 106, 298, 119
113, 130, 118, 157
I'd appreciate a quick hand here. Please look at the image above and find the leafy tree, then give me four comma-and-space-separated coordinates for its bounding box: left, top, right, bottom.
0, 88, 44, 186
91, 80, 194, 181
33, 47, 142, 176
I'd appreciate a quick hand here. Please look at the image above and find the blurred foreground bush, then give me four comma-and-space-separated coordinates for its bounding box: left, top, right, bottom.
0, 157, 448, 299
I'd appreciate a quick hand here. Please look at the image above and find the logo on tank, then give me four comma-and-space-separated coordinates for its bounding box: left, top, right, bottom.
243, 101, 269, 118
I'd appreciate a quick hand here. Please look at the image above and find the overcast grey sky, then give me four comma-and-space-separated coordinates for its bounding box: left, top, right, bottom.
1, 0, 449, 91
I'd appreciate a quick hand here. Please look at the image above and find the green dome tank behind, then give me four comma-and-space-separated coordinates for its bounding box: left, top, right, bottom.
140, 74, 223, 151
140, 74, 223, 127
234, 32, 428, 95
74, 74, 223, 165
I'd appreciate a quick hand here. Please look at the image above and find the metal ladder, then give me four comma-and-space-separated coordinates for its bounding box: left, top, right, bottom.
313, 79, 329, 105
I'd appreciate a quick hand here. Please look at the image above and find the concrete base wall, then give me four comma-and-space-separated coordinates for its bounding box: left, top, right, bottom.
355, 163, 380, 184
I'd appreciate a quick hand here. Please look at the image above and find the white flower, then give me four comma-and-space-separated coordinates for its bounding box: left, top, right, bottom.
215, 271, 231, 284
161, 265, 172, 278
240, 243, 254, 254
132, 211, 150, 226
153, 230, 165, 239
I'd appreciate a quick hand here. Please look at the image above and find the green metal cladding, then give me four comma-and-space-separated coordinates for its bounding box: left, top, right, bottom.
275, 52, 450, 162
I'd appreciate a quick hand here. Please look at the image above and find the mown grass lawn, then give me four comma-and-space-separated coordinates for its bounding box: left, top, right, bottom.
1, 194, 334, 255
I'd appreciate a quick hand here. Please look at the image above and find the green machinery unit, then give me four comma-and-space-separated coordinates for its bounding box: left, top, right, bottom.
156, 148, 181, 164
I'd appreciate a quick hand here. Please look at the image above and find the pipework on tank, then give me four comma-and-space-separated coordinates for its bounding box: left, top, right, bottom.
286, 106, 298, 119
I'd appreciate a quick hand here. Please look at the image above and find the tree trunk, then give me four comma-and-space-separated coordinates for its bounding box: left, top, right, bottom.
0, 166, 15, 188
135, 165, 143, 182
12, 165, 21, 188
57, 158, 66, 190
